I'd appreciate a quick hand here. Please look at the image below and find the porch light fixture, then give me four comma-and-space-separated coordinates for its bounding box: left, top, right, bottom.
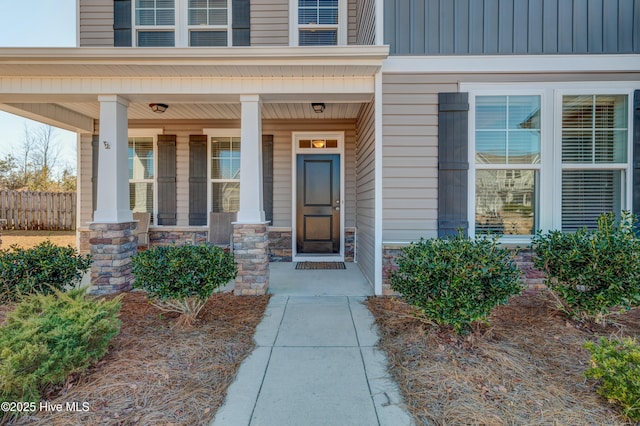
312, 140, 326, 148
311, 103, 325, 113
149, 103, 169, 113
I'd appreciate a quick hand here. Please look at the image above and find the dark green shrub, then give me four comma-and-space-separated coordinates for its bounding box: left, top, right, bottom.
0, 289, 121, 405
131, 244, 237, 327
0, 241, 92, 302
533, 211, 640, 322
585, 337, 640, 421
389, 232, 523, 334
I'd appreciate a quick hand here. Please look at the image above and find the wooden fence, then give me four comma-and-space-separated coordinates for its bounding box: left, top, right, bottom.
0, 190, 76, 230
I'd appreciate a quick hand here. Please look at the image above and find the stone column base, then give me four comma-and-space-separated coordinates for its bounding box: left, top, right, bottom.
89, 221, 137, 295
233, 223, 269, 295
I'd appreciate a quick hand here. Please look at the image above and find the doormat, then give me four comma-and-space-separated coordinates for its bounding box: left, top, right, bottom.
295, 262, 346, 270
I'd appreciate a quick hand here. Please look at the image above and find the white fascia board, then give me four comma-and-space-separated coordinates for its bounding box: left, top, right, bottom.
0, 102, 93, 133
0, 46, 389, 65
382, 54, 640, 74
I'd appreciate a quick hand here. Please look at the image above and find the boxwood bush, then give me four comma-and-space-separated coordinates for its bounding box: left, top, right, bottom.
389, 232, 523, 334
131, 244, 237, 327
0, 289, 121, 408
533, 211, 640, 322
585, 337, 640, 421
0, 241, 92, 302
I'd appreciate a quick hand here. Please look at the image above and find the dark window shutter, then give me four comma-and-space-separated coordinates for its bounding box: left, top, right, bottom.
633, 90, 640, 225
91, 135, 99, 219
262, 135, 273, 224
157, 135, 177, 226
114, 0, 132, 47
189, 135, 208, 226
438, 92, 469, 237
232, 0, 250, 46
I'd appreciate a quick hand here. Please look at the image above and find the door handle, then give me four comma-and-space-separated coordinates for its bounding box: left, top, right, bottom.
335, 206, 340, 211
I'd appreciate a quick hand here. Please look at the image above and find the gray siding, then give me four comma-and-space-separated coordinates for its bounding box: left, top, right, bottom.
251, 0, 289, 46
79, 119, 357, 230
356, 100, 376, 285
355, 0, 376, 45
382, 71, 640, 243
79, 0, 114, 47
385, 0, 640, 55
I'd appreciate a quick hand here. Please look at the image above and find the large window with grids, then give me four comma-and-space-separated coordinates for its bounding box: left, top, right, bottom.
210, 135, 241, 213
468, 85, 632, 240
292, 0, 345, 46
128, 136, 155, 222
134, 0, 231, 47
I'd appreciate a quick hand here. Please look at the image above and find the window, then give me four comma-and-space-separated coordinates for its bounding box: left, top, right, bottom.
210, 135, 241, 212
475, 95, 540, 235
291, 0, 346, 46
188, 0, 230, 46
467, 84, 633, 240
561, 95, 628, 231
135, 0, 176, 47
134, 0, 231, 47
128, 136, 155, 222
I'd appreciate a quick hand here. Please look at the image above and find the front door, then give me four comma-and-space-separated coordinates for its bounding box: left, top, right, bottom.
296, 154, 340, 254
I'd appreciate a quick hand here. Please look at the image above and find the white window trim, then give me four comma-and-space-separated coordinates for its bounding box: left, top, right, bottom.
291, 131, 345, 262
128, 129, 162, 224
289, 0, 348, 46
133, 0, 233, 47
462, 82, 635, 243
203, 128, 241, 226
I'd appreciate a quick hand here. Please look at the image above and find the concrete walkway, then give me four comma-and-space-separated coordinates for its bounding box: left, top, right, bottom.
211, 263, 413, 426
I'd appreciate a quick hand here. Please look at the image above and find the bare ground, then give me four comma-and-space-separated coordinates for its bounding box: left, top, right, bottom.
3, 292, 270, 426
367, 291, 640, 426
1, 230, 76, 249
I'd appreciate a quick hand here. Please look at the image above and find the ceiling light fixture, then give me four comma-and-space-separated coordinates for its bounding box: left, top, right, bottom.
311, 103, 326, 113
149, 103, 169, 113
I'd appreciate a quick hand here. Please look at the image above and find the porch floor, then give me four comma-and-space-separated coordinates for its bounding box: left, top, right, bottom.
211, 263, 414, 426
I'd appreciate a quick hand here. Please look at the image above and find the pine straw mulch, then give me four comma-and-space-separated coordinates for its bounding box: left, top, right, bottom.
367, 291, 640, 426
9, 291, 270, 426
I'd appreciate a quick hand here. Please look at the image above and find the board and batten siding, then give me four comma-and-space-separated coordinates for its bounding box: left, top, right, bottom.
355, 0, 376, 45
79, 0, 114, 47
355, 100, 376, 284
385, 0, 640, 55
78, 119, 358, 230
251, 0, 289, 46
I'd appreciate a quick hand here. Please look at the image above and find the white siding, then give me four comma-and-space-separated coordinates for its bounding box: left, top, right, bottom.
79, 0, 113, 47
356, 100, 375, 284
251, 0, 289, 46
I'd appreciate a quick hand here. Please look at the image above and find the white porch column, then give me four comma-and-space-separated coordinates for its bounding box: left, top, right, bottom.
94, 95, 132, 223
237, 94, 265, 223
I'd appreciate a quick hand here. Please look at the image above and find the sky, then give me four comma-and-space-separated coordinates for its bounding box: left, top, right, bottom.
0, 1, 78, 172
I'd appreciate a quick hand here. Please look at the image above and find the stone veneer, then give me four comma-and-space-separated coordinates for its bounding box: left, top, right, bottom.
233, 223, 269, 295
89, 222, 137, 295
268, 227, 356, 262
382, 244, 546, 296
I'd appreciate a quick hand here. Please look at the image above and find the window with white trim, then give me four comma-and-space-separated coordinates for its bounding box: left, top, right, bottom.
134, 0, 231, 47
128, 136, 156, 223
210, 135, 241, 212
291, 0, 346, 46
469, 85, 632, 239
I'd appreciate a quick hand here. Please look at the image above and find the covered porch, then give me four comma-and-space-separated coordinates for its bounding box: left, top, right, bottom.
0, 46, 387, 295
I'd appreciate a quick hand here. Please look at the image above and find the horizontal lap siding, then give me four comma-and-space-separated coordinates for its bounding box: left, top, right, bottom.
78, 134, 94, 226
382, 74, 457, 242
251, 0, 289, 46
385, 0, 640, 55
264, 119, 357, 228
79, 0, 113, 47
356, 100, 376, 285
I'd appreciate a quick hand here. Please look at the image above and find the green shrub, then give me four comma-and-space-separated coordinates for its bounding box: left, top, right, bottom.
0, 289, 121, 405
0, 241, 92, 302
532, 211, 640, 322
585, 337, 640, 421
131, 244, 237, 327
389, 232, 523, 334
